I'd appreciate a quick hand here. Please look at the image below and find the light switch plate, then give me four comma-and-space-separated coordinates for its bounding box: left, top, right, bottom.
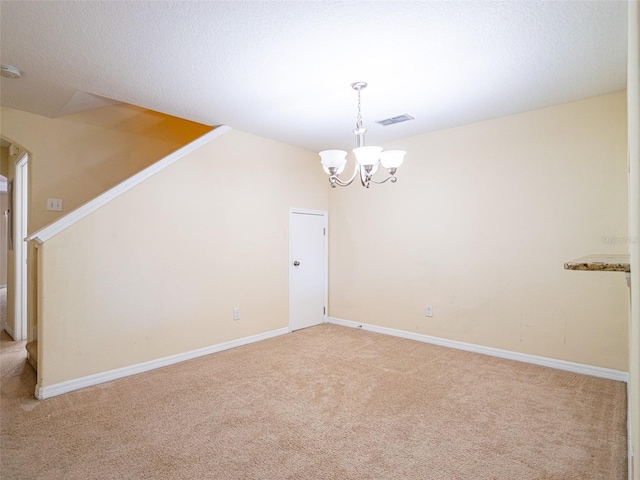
47, 198, 63, 211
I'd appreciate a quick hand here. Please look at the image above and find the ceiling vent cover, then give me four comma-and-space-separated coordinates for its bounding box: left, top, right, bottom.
376, 114, 414, 126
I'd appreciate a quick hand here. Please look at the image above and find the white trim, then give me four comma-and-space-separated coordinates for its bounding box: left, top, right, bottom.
35, 326, 289, 400
327, 317, 629, 383
27, 126, 231, 245
629, 392, 634, 480
288, 208, 329, 330
3, 324, 15, 340
288, 207, 327, 217
14, 154, 28, 341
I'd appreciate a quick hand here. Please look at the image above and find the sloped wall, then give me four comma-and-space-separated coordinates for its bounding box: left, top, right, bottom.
329, 92, 629, 371
1, 105, 211, 343
37, 129, 327, 387
0, 104, 212, 233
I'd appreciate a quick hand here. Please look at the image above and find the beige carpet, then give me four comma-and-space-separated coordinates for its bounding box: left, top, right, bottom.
0, 324, 627, 479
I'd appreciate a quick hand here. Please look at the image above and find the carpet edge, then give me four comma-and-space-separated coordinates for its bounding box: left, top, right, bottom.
35, 326, 291, 399
327, 317, 629, 382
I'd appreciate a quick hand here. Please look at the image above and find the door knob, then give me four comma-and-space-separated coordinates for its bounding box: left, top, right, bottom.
293, 261, 300, 266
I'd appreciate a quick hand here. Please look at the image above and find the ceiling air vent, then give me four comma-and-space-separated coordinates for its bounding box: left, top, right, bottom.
376, 114, 414, 126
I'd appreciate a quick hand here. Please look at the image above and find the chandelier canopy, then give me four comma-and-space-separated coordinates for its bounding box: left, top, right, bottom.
319, 82, 406, 189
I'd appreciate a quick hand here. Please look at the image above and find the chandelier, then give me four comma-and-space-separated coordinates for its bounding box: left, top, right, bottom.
319, 82, 406, 188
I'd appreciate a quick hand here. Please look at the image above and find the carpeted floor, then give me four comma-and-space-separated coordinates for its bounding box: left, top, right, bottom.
0, 324, 627, 479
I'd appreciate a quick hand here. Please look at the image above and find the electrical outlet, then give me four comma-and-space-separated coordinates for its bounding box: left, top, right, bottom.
233, 307, 240, 321
425, 305, 433, 317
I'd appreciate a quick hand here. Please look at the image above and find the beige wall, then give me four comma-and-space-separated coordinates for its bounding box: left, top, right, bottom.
0, 104, 211, 342
0, 146, 8, 177
329, 91, 629, 371
9, 91, 630, 392
0, 104, 212, 233
38, 129, 328, 386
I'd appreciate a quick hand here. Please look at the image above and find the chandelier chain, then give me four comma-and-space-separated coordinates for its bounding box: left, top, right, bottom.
355, 88, 363, 130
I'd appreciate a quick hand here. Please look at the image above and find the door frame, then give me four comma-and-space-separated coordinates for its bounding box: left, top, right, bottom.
13, 153, 28, 341
288, 207, 328, 331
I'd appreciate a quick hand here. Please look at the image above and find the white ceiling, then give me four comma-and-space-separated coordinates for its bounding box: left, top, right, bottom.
0, 1, 628, 153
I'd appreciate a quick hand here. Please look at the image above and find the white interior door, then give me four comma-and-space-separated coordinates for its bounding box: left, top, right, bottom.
289, 209, 327, 331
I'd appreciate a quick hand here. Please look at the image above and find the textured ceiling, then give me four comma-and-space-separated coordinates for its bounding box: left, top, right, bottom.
0, 1, 628, 153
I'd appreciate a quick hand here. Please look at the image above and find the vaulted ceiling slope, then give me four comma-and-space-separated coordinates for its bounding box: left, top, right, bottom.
0, 1, 628, 152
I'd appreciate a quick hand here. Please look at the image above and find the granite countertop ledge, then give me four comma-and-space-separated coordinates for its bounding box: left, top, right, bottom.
564, 254, 630, 272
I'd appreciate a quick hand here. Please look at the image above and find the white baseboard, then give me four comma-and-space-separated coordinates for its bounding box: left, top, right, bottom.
35, 326, 290, 400
327, 317, 629, 383
4, 324, 15, 340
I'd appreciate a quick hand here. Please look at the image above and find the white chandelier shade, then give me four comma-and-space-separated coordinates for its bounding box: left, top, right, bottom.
319, 149, 347, 173
380, 150, 406, 169
353, 146, 383, 166
319, 82, 406, 189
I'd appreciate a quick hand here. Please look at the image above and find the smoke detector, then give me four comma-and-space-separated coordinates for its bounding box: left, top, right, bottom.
1, 64, 23, 79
